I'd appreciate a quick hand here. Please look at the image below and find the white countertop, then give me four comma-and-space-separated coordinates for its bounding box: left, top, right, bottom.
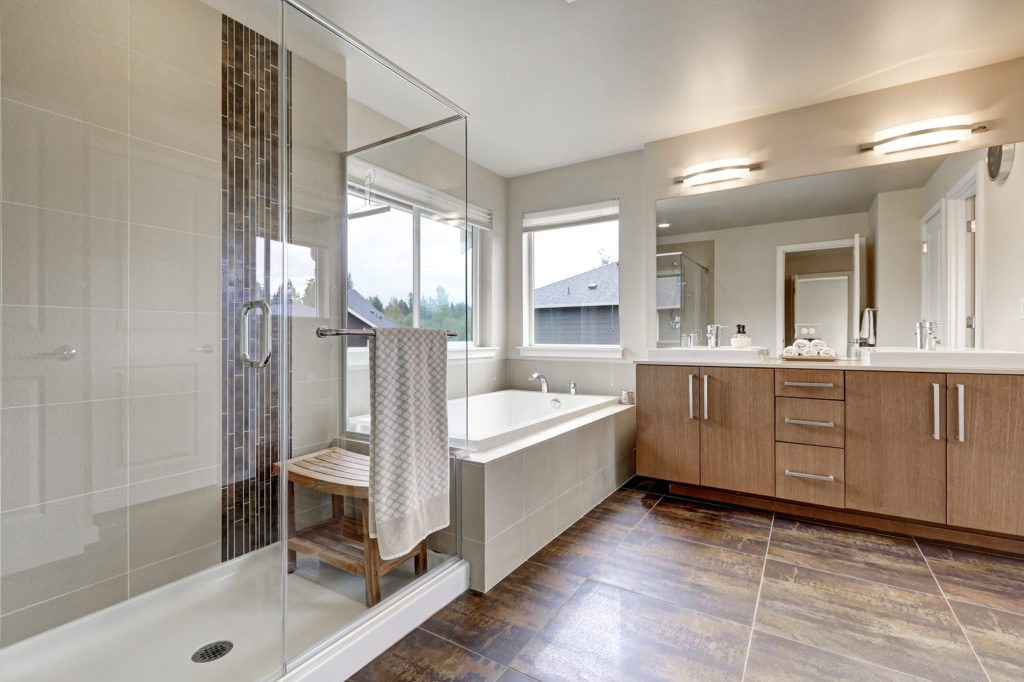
635, 356, 1024, 374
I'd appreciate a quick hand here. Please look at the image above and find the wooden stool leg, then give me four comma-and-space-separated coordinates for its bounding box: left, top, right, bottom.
331, 494, 344, 520
286, 480, 297, 573
361, 498, 382, 606
414, 540, 428, 576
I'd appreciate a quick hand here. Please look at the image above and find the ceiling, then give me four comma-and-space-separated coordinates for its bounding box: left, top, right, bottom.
655, 153, 947, 236
312, 0, 1024, 178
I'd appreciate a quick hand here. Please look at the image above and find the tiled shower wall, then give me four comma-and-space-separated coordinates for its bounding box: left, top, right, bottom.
0, 0, 223, 644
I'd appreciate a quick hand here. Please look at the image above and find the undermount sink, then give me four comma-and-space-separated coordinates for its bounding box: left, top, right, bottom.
860, 347, 1024, 369
647, 346, 769, 363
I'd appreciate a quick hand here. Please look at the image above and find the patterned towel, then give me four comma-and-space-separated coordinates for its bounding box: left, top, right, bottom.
368, 328, 450, 560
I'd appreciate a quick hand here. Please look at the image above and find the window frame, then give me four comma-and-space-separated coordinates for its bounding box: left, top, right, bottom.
520, 204, 624, 359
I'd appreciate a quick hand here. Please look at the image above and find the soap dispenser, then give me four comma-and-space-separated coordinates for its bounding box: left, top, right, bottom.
731, 324, 752, 348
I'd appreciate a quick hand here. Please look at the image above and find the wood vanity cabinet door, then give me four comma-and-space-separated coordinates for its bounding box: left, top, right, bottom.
699, 367, 775, 496
846, 371, 946, 523
636, 365, 700, 484
947, 374, 1024, 535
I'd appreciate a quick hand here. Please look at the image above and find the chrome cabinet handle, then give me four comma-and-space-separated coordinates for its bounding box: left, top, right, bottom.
688, 374, 696, 420
783, 381, 834, 388
932, 383, 941, 441
957, 383, 965, 443
703, 374, 709, 421
783, 418, 835, 428
784, 469, 835, 482
239, 300, 272, 368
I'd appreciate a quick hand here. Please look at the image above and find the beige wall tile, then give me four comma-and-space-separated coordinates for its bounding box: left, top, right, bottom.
128, 541, 219, 597
460, 461, 485, 543
128, 391, 219, 483
129, 139, 220, 236
128, 467, 219, 568
128, 224, 219, 313
2, 305, 128, 408
0, 574, 128, 646
483, 451, 524, 542
524, 497, 561, 556
2, 101, 129, 220
128, 310, 219, 396
19, 0, 129, 44
292, 56, 346, 198
2, 398, 128, 511
129, 0, 220, 83
523, 438, 580, 516
482, 520, 524, 591
1, 486, 128, 615
129, 51, 219, 159
1, 0, 129, 130
1, 203, 128, 309
291, 379, 340, 449
291, 315, 341, 383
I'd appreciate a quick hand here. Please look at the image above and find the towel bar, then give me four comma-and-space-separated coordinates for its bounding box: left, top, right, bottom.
316, 326, 458, 338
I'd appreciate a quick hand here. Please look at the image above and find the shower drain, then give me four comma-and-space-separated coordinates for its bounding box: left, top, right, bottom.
191, 640, 234, 663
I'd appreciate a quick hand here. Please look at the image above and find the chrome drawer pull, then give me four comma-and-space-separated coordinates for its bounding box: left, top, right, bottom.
783, 381, 834, 388
784, 418, 835, 428
957, 383, 965, 443
784, 469, 834, 482
932, 383, 941, 441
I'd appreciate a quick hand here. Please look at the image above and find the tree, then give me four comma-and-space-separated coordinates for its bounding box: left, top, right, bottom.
302, 278, 316, 308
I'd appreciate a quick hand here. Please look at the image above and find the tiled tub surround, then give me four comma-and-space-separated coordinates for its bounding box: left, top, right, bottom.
356, 481, 1024, 681
459, 403, 635, 591
0, 0, 224, 644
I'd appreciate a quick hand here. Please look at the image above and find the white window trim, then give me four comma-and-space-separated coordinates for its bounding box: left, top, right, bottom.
521, 201, 622, 356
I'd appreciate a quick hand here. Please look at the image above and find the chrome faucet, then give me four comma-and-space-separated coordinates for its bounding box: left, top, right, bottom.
915, 321, 938, 350
568, 382, 577, 395
528, 373, 549, 393
707, 324, 724, 348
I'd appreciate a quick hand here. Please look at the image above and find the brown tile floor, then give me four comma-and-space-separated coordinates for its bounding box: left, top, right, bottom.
351, 479, 1024, 681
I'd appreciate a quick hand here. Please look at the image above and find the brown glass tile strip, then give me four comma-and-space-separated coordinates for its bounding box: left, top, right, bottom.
220, 15, 284, 560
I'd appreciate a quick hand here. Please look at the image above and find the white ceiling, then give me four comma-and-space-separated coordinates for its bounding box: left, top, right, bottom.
314, 0, 1024, 178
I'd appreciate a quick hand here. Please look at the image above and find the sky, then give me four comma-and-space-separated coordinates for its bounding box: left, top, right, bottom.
532, 220, 619, 289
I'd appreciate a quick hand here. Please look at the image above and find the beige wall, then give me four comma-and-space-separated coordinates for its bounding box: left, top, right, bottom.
871, 188, 925, 346
659, 213, 868, 355
980, 142, 1024, 351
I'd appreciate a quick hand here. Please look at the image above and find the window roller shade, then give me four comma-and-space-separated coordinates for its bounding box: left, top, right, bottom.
522, 199, 619, 232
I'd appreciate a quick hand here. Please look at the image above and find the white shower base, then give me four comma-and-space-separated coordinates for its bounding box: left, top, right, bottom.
0, 544, 450, 682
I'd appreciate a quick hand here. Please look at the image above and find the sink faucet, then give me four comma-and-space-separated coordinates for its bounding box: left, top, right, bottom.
916, 321, 938, 350
568, 381, 577, 395
707, 324, 724, 348
528, 373, 549, 393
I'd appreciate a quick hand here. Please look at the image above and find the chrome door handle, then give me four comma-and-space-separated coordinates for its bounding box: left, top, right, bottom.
783, 381, 834, 388
688, 373, 696, 419
957, 383, 965, 443
784, 418, 835, 428
784, 469, 834, 482
932, 383, 941, 441
239, 300, 272, 368
702, 374, 709, 421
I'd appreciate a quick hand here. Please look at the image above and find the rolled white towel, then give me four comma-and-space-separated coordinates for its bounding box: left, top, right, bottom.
819, 347, 837, 358
800, 346, 819, 357
781, 346, 799, 358
793, 339, 811, 350
809, 339, 828, 351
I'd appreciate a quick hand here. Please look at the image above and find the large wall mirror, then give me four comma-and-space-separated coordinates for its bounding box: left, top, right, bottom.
655, 142, 1023, 357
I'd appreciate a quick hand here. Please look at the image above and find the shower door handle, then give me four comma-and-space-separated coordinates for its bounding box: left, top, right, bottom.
239, 300, 272, 368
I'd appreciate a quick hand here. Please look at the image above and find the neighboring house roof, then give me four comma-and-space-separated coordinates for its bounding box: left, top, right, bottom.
656, 275, 682, 310
348, 287, 403, 328
534, 262, 619, 308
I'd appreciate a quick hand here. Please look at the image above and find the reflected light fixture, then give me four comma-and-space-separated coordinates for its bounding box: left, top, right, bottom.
860, 115, 987, 154
657, 222, 671, 228
348, 168, 391, 220
673, 158, 762, 186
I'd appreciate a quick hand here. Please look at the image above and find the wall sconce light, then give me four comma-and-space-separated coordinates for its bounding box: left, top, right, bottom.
673, 158, 762, 186
859, 115, 987, 154
657, 222, 671, 229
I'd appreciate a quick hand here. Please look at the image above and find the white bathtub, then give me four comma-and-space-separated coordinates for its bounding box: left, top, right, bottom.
348, 389, 620, 452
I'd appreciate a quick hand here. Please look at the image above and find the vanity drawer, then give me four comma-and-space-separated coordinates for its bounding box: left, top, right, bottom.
776, 443, 845, 508
775, 369, 844, 400
776, 397, 845, 448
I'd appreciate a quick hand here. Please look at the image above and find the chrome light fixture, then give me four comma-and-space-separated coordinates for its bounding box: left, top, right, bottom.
348, 168, 391, 219
657, 222, 671, 228
673, 158, 762, 186
859, 115, 987, 154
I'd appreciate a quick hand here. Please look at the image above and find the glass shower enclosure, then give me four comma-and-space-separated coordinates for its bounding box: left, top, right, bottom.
0, 0, 468, 679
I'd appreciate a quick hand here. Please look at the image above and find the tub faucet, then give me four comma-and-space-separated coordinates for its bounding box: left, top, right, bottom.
528, 373, 549, 393
568, 382, 577, 395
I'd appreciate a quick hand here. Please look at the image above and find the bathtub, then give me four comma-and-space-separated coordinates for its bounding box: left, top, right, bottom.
348, 389, 620, 452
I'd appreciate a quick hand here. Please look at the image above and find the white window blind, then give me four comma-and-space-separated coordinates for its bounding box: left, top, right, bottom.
522, 199, 619, 232
347, 157, 492, 230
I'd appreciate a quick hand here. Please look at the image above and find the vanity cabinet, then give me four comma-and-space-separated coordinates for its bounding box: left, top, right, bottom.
845, 371, 947, 523
636, 365, 700, 483
947, 374, 1024, 535
699, 367, 775, 496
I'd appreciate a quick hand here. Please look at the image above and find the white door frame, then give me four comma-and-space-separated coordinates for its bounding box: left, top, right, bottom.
775, 237, 861, 355
944, 164, 983, 348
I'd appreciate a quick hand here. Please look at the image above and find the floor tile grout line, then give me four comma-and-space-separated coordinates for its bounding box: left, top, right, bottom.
741, 512, 774, 681
946, 596, 1024, 620
764, 556, 947, 599
914, 537, 992, 682
411, 627, 540, 680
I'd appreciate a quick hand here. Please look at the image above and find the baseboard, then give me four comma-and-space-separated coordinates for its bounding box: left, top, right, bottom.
283, 559, 470, 681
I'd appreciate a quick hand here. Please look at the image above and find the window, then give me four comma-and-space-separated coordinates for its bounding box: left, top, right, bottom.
523, 200, 620, 349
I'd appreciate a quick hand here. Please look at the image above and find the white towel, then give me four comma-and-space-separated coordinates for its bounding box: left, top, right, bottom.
781, 346, 799, 358
369, 328, 451, 560
800, 346, 819, 357
793, 339, 811, 350
860, 308, 876, 345
819, 347, 837, 358
809, 339, 828, 351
